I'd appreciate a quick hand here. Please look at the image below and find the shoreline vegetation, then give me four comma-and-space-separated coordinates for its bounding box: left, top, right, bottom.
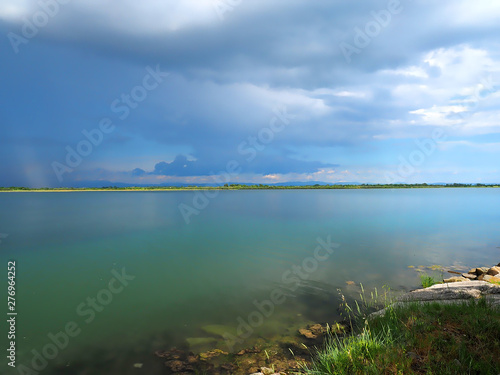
149, 262, 500, 375
1, 183, 500, 192
21, 262, 497, 374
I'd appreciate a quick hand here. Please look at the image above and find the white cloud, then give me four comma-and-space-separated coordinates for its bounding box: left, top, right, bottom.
0, 0, 32, 22
0, 0, 220, 32
445, 0, 500, 26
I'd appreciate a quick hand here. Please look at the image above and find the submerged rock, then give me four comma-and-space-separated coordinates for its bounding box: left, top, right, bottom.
236, 347, 261, 355
186, 355, 198, 364
199, 349, 228, 361
186, 337, 218, 349
298, 323, 347, 340
155, 348, 185, 360
220, 362, 239, 372
201, 324, 237, 338
298, 328, 317, 339
164, 360, 194, 373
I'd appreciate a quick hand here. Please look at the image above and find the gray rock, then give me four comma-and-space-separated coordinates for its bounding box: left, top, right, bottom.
369, 281, 500, 318
399, 281, 500, 301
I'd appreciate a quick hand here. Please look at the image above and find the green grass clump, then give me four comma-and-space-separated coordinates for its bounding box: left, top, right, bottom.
420, 273, 439, 288
305, 327, 404, 375
305, 299, 500, 375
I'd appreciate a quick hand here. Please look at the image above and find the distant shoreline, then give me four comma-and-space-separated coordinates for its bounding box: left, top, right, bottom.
1, 184, 500, 192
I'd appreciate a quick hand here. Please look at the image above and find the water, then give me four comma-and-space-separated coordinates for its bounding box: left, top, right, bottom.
1, 189, 499, 373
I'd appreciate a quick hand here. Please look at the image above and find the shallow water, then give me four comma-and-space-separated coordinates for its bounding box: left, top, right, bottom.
1, 189, 499, 373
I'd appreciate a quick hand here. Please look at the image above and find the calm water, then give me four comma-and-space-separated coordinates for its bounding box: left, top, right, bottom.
1, 189, 499, 373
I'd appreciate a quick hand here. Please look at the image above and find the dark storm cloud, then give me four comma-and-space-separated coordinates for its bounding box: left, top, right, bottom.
1, 0, 500, 186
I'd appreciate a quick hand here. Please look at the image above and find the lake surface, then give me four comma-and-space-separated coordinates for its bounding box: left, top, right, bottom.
1, 189, 499, 374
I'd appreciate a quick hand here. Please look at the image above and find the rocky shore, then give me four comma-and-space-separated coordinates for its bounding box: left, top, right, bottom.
443, 263, 500, 283
153, 261, 500, 375
152, 321, 349, 375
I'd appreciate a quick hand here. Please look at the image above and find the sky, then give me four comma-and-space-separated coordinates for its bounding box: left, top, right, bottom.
1, 0, 500, 187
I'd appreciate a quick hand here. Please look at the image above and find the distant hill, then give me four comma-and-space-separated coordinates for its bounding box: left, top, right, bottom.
65, 180, 362, 188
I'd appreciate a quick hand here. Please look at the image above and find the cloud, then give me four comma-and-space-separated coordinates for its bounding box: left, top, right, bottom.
1, 0, 500, 186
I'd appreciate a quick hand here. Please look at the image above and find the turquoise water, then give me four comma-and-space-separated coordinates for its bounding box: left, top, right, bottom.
0, 189, 499, 373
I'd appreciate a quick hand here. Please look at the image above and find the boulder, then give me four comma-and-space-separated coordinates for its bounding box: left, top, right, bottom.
480, 275, 500, 282
487, 266, 500, 276
477, 267, 490, 275
399, 281, 500, 301
370, 281, 500, 318
482, 275, 493, 282
468, 268, 478, 275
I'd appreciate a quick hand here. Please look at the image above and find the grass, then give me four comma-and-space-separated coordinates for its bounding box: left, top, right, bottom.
304, 298, 500, 375
419, 274, 440, 288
